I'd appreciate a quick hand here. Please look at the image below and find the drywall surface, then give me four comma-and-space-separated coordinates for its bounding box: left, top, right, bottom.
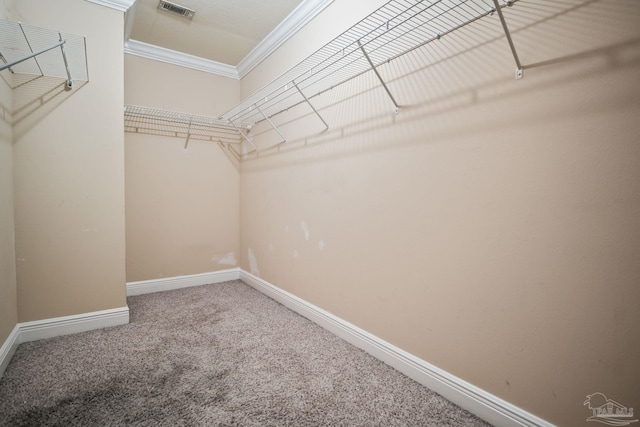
239, 1, 640, 425
0, 0, 17, 345
124, 55, 240, 116
12, 0, 126, 321
124, 56, 240, 281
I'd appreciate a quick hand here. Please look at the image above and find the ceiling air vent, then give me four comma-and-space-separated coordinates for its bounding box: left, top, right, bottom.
158, 1, 195, 19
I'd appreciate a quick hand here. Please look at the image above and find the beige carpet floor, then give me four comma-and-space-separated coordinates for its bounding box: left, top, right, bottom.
0, 280, 491, 426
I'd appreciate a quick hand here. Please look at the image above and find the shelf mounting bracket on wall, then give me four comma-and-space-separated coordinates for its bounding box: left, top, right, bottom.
58, 32, 74, 90
229, 119, 259, 153
184, 118, 192, 150
255, 103, 287, 144
492, 0, 523, 80
294, 82, 330, 132
358, 39, 399, 114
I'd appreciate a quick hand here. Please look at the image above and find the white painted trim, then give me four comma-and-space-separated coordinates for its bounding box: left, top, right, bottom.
122, 0, 333, 79
239, 270, 554, 427
84, 0, 135, 13
0, 307, 130, 379
124, 0, 137, 42
126, 268, 241, 296
0, 325, 20, 378
18, 307, 130, 344
124, 40, 240, 79
236, 0, 335, 78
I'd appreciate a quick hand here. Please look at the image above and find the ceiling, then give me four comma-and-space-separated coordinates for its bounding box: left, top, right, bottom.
127, 0, 314, 73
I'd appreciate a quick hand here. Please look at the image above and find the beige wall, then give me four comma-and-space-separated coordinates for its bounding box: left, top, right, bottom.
0, 0, 17, 345
124, 56, 240, 281
239, 1, 640, 426
12, 0, 127, 321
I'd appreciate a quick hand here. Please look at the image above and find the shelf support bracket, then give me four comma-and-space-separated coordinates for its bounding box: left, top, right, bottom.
58, 32, 74, 90
358, 39, 399, 113
492, 0, 523, 80
294, 83, 330, 132
184, 118, 192, 150
229, 120, 259, 153
255, 104, 287, 143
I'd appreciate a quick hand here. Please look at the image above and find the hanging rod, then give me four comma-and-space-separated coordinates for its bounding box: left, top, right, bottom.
220, 0, 522, 150
124, 104, 248, 147
0, 19, 88, 90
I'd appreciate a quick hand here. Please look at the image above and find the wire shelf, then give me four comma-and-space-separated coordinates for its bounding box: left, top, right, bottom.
124, 105, 245, 147
124, 0, 522, 157
219, 0, 518, 130
0, 19, 88, 89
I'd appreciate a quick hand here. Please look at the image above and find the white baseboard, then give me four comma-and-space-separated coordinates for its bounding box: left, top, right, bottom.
239, 269, 554, 427
0, 270, 553, 426
0, 306, 130, 378
18, 306, 130, 344
126, 268, 241, 296
2, 268, 240, 377
0, 325, 20, 378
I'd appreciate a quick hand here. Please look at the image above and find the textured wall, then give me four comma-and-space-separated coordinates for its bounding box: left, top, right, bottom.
12, 0, 127, 321
124, 56, 240, 281
239, 0, 640, 425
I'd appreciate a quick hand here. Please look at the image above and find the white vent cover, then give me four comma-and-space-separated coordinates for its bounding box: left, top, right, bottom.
158, 1, 195, 19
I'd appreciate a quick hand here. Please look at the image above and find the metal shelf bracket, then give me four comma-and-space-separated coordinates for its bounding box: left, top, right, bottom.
255, 104, 287, 144
492, 0, 523, 80
358, 39, 399, 114
294, 82, 330, 132
184, 118, 192, 150
58, 32, 74, 90
229, 120, 259, 153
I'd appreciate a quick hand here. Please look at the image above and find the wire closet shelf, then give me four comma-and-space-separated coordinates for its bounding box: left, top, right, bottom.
123, 0, 521, 155
0, 19, 88, 90
124, 105, 245, 150
218, 0, 521, 146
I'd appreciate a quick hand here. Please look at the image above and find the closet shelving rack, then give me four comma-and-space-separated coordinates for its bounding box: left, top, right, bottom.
0, 19, 88, 90
124, 105, 246, 150
124, 0, 522, 155
219, 0, 522, 155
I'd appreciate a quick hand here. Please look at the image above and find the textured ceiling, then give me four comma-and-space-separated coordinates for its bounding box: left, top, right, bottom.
129, 0, 305, 66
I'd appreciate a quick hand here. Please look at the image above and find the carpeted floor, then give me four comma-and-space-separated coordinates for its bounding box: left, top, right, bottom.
0, 280, 491, 426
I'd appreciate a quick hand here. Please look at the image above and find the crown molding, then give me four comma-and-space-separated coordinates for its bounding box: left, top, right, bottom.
124, 39, 240, 80
122, 0, 333, 80
85, 0, 136, 13
236, 0, 335, 78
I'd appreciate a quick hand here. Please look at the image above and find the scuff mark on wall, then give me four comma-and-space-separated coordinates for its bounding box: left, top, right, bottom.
248, 248, 260, 276
211, 252, 237, 266
293, 249, 299, 259
300, 221, 310, 241
318, 240, 325, 250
